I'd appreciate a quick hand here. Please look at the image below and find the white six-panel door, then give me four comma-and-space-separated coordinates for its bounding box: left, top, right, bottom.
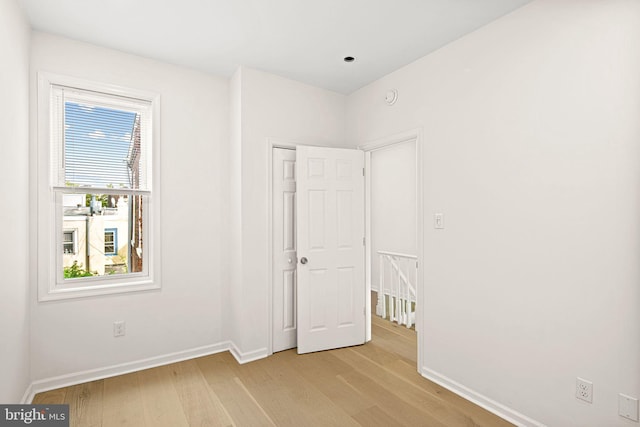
296, 146, 365, 354
272, 148, 297, 352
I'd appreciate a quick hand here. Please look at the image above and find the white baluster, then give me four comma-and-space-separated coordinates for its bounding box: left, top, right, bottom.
406, 258, 410, 326
395, 257, 401, 325
391, 256, 396, 323
376, 250, 418, 328
378, 253, 385, 319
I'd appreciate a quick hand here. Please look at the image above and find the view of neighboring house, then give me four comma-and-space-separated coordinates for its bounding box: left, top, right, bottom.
61, 98, 145, 278
127, 114, 144, 273
63, 193, 130, 276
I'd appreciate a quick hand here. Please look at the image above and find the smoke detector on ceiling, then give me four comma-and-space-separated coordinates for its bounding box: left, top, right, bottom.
385, 89, 398, 106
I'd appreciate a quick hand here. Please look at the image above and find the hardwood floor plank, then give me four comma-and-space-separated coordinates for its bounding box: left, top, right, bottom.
337, 368, 448, 426
344, 347, 486, 426
385, 358, 514, 427
231, 377, 278, 426
168, 359, 234, 427
102, 372, 146, 427
286, 351, 377, 417
197, 355, 276, 426
32, 388, 67, 405
137, 366, 190, 427
229, 350, 360, 427
351, 404, 405, 427
64, 380, 103, 427
31, 316, 513, 427
372, 314, 417, 341
370, 322, 418, 364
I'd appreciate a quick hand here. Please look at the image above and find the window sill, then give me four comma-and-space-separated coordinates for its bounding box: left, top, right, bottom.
38, 279, 161, 302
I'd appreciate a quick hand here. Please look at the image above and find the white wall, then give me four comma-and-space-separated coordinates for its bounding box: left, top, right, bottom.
370, 141, 417, 291
347, 0, 640, 425
230, 67, 347, 357
0, 0, 31, 403
16, 2, 640, 424
29, 33, 229, 383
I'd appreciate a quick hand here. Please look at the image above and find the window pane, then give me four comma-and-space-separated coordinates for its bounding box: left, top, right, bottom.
104, 229, 116, 255
63, 230, 75, 254
62, 193, 144, 278
64, 101, 144, 190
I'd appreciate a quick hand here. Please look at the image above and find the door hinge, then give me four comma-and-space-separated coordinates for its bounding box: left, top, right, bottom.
363, 237, 366, 246
362, 167, 365, 176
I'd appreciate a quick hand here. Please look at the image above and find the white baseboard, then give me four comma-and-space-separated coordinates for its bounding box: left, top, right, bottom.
420, 367, 545, 427
228, 342, 269, 364
21, 383, 34, 405
27, 342, 230, 401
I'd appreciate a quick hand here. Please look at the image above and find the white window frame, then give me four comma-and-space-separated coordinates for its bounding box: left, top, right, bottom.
104, 228, 117, 256
36, 72, 162, 301
63, 229, 77, 255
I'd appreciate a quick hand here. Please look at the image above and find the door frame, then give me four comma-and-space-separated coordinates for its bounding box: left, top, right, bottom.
358, 128, 424, 372
267, 138, 299, 356
266, 130, 423, 369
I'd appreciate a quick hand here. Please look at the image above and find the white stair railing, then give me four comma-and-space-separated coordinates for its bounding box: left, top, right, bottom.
377, 251, 417, 328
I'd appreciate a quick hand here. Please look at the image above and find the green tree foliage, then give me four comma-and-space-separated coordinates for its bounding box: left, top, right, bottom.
85, 193, 110, 208
64, 261, 94, 278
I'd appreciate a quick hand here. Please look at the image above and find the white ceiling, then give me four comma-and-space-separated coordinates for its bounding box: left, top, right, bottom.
19, 0, 532, 94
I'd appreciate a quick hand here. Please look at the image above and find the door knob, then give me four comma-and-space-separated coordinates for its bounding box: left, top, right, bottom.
300, 257, 308, 265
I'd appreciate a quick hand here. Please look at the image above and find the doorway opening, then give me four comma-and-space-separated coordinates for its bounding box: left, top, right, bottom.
268, 130, 423, 369
360, 130, 422, 371
367, 147, 417, 331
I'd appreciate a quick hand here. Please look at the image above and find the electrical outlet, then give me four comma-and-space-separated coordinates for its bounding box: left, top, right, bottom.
576, 378, 593, 403
619, 393, 639, 422
113, 321, 126, 337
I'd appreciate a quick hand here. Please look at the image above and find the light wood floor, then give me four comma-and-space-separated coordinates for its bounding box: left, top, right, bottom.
33, 316, 513, 427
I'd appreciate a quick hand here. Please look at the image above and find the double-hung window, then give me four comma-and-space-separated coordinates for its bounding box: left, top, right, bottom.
63, 229, 77, 254
104, 228, 117, 256
37, 73, 161, 300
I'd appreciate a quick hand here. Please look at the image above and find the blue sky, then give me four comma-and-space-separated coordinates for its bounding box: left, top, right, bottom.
64, 102, 137, 188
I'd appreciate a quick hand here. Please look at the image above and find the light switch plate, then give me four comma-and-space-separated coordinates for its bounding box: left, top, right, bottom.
619, 393, 639, 422
434, 213, 444, 229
